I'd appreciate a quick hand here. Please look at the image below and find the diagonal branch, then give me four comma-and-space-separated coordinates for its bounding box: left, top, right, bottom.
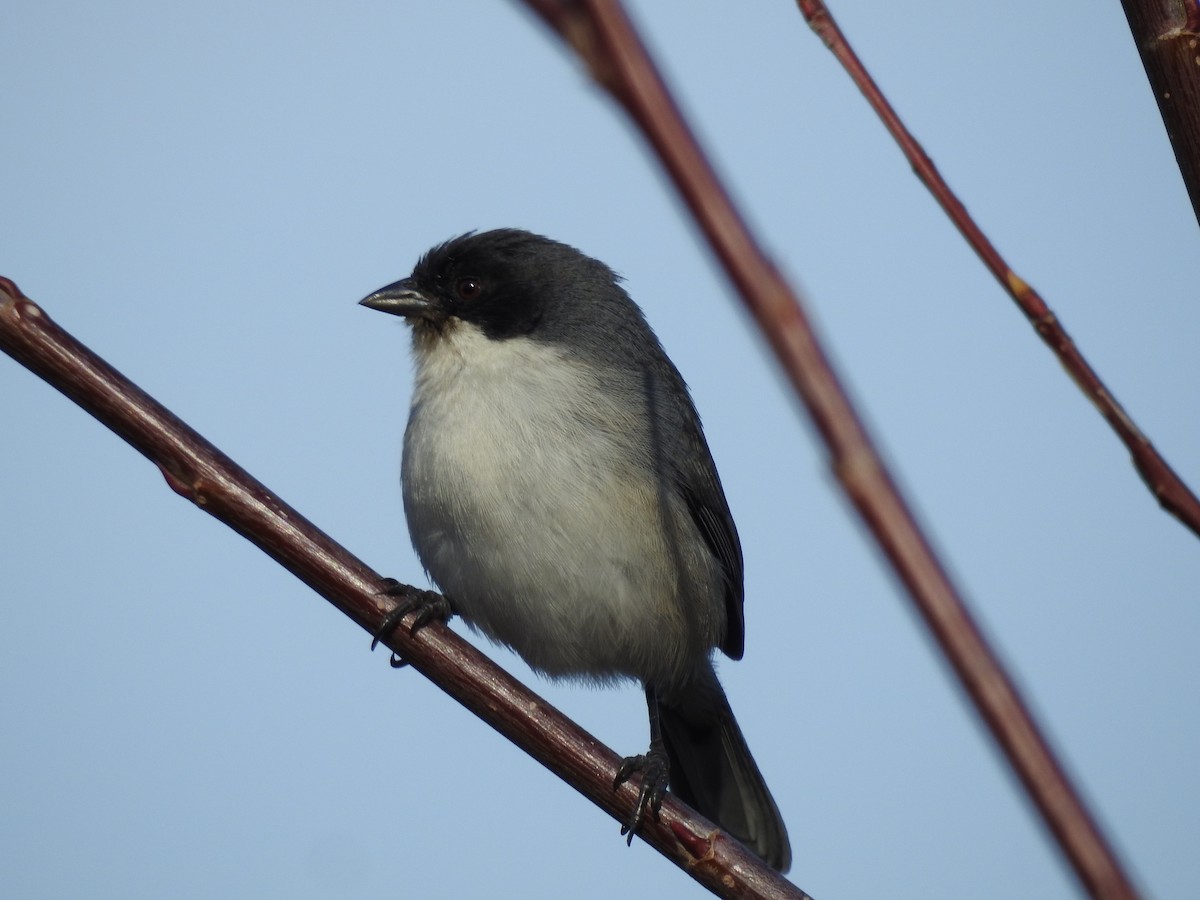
795, 0, 1200, 540
1120, 0, 1200, 227
0, 277, 812, 900
517, 1, 1140, 898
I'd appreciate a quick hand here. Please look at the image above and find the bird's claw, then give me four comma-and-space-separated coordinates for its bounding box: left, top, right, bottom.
370, 579, 452, 667
614, 748, 669, 845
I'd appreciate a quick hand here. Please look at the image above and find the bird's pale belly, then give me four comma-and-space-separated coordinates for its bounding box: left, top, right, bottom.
401, 339, 694, 684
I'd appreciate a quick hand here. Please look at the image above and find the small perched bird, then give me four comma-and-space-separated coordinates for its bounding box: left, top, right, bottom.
361, 229, 790, 871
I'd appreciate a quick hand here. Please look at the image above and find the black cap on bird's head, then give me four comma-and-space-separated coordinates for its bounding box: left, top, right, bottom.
359, 229, 641, 344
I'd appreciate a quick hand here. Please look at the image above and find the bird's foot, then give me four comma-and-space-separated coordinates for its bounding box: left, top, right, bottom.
613, 745, 669, 845
370, 579, 452, 667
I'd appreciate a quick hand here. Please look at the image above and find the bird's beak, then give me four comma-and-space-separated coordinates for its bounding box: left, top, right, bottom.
358, 279, 438, 320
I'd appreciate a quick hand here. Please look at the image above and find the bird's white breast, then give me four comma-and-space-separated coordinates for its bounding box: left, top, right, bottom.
401, 321, 693, 684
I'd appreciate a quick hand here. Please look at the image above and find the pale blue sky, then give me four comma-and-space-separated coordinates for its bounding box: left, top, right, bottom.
3, 3, 1198, 898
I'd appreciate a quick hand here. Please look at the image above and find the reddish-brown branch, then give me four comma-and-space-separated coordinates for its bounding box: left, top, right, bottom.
795, 0, 1200, 543
1121, 0, 1200, 226
519, 2, 1140, 898
0, 277, 812, 900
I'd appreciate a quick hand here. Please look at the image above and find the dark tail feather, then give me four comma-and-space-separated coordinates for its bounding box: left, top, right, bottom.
659, 671, 791, 872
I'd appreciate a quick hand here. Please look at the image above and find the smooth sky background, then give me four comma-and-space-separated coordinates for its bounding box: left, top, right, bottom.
3, 3, 1198, 898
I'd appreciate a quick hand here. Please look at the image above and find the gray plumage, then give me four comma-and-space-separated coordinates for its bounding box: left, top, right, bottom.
361, 229, 790, 871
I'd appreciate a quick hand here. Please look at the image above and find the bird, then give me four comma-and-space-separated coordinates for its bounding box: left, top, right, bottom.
360, 228, 790, 871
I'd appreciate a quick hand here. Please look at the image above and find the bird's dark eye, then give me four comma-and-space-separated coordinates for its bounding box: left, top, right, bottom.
456, 278, 482, 301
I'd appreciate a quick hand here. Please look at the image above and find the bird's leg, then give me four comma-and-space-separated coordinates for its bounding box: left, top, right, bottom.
370, 578, 453, 667
613, 685, 670, 844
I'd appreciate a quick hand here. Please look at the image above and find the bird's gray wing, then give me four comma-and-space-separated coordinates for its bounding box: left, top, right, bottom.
676, 419, 745, 661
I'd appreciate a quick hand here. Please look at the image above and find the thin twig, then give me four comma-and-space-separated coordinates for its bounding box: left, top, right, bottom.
1120, 0, 1200, 226
517, 1, 1140, 897
795, 0, 1200, 541
0, 277, 813, 900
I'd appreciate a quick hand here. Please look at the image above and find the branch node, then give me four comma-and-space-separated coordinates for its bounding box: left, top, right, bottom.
670, 819, 715, 865
0, 276, 28, 302
157, 465, 213, 506
1003, 268, 1030, 300
158, 465, 192, 498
